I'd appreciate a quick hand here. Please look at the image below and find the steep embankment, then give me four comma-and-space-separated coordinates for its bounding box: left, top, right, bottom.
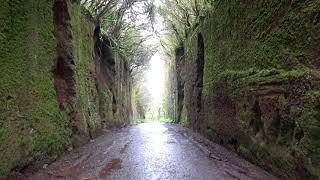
0, 0, 132, 178
167, 1, 320, 179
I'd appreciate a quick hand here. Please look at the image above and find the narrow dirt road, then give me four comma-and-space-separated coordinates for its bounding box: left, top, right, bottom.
30, 123, 277, 180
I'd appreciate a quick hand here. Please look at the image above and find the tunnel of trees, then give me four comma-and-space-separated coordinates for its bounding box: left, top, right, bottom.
0, 0, 320, 179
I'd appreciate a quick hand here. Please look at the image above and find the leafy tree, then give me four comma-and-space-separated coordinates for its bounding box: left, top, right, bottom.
159, 0, 213, 54
81, 0, 156, 75
81, 0, 157, 119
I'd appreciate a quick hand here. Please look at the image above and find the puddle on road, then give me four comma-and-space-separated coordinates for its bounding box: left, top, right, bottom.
99, 159, 122, 177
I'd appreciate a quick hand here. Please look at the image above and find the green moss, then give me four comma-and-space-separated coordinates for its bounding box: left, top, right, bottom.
298, 91, 320, 177
71, 2, 100, 135
98, 88, 114, 128
180, 104, 188, 127
238, 143, 295, 179
239, 143, 295, 179
202, 0, 320, 97
180, 77, 189, 127
0, 0, 71, 178
232, 73, 320, 178
159, 118, 175, 123
165, 0, 320, 178
247, 70, 306, 86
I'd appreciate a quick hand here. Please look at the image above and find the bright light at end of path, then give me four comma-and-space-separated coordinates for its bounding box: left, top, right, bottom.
145, 53, 165, 108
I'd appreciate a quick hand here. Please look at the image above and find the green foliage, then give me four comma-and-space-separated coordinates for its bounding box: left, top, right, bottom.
85, 0, 155, 69
159, 0, 209, 57
159, 117, 174, 123
132, 118, 174, 124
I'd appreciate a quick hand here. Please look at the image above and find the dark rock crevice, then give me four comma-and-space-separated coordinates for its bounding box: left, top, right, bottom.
175, 45, 185, 123
186, 33, 205, 131
53, 0, 81, 135
195, 33, 205, 113
93, 26, 132, 126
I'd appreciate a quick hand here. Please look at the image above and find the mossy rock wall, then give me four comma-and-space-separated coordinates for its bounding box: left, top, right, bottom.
0, 0, 70, 178
94, 37, 133, 128
178, 0, 320, 179
70, 2, 103, 142
0, 0, 133, 178
164, 54, 178, 120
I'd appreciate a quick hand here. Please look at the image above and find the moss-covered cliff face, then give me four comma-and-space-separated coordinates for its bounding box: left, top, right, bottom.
94, 34, 133, 128
0, 0, 70, 178
0, 0, 132, 178
169, 0, 320, 179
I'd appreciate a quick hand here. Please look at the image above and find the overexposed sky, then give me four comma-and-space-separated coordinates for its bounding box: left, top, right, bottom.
138, 0, 166, 109
123, 0, 168, 111
145, 52, 165, 108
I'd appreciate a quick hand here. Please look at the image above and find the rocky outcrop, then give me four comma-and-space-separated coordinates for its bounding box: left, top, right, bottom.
175, 45, 186, 123
53, 0, 88, 142
0, 0, 133, 178
94, 31, 133, 128
167, 0, 320, 179
165, 45, 183, 122
203, 71, 320, 179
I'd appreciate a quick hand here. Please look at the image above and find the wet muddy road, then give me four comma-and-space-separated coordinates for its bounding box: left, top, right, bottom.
30, 123, 277, 180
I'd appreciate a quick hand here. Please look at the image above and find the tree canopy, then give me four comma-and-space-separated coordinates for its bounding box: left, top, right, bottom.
81, 0, 156, 75
158, 0, 213, 56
